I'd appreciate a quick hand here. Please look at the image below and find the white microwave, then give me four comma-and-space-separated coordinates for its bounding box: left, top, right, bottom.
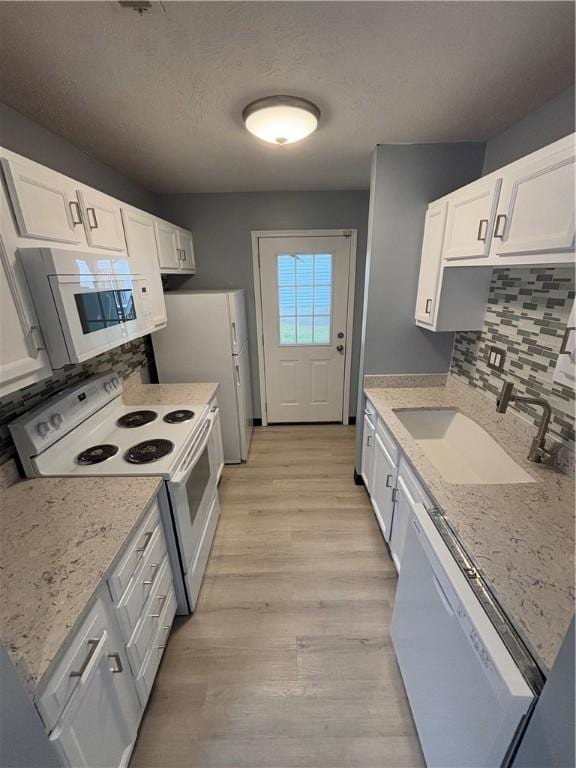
18, 247, 154, 368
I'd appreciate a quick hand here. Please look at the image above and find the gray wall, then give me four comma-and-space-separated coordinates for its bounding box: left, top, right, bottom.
0, 103, 158, 213
157, 191, 370, 418
512, 618, 575, 768
359, 143, 485, 376
483, 86, 575, 174
0, 645, 61, 767
355, 142, 485, 467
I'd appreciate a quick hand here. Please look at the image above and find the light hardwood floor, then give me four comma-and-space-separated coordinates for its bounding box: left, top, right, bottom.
130, 425, 424, 768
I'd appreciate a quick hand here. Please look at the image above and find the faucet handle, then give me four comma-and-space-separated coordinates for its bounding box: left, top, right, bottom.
496, 381, 514, 413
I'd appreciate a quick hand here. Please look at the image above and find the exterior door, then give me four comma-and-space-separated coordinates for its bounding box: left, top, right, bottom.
258, 234, 353, 423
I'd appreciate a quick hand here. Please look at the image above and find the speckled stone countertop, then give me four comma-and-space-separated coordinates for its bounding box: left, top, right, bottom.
123, 380, 219, 407
364, 374, 575, 673
0, 475, 163, 695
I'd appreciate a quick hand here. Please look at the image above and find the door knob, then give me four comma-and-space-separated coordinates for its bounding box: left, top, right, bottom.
336, 344, 344, 352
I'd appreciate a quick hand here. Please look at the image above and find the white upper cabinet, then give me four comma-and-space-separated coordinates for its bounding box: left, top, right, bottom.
1, 156, 85, 245
121, 208, 167, 330
154, 218, 180, 270
490, 135, 575, 261
77, 188, 126, 251
415, 200, 447, 324
176, 226, 196, 271
443, 176, 502, 261
154, 218, 196, 273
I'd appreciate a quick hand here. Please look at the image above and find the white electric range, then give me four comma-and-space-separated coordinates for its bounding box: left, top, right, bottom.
9, 372, 222, 614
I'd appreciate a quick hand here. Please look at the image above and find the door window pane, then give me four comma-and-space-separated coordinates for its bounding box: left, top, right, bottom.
277, 253, 333, 345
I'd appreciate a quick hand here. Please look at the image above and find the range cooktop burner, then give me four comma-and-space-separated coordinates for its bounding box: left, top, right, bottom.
77, 444, 119, 465
116, 410, 158, 429
125, 439, 174, 464
163, 409, 195, 424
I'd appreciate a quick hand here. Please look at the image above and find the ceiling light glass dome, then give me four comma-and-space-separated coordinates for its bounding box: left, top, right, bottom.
242, 96, 320, 145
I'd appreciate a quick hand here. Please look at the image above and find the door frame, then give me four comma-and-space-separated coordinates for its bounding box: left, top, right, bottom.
251, 229, 357, 426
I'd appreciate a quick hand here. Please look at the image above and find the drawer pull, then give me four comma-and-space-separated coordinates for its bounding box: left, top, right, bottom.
150, 595, 167, 618
69, 638, 100, 678
386, 474, 393, 487
366, 435, 372, 446
107, 653, 123, 674
136, 531, 153, 554
143, 563, 160, 586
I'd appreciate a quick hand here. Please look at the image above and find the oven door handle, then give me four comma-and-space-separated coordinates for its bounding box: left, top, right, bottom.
171, 415, 214, 485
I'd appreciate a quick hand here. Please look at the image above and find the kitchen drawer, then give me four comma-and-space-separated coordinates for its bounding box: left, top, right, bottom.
376, 417, 399, 464
399, 457, 434, 509
116, 526, 167, 639
37, 597, 108, 732
126, 556, 174, 676
135, 587, 177, 707
108, 500, 161, 603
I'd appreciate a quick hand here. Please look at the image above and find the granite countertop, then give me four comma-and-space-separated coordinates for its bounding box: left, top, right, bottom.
123, 380, 219, 407
364, 374, 575, 673
0, 475, 163, 695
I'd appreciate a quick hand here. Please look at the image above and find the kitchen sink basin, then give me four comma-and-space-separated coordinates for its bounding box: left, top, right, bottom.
393, 408, 535, 485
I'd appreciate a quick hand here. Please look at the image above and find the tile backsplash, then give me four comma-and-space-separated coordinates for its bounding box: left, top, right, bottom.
452, 266, 575, 449
0, 336, 156, 467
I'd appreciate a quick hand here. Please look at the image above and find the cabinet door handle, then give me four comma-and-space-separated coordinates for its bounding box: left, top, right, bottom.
425, 298, 432, 315
150, 595, 167, 618
477, 218, 488, 241
181, 247, 187, 262
69, 637, 101, 678
69, 200, 83, 225
392, 488, 399, 503
107, 653, 123, 673
235, 364, 241, 386
494, 214, 507, 238
136, 531, 153, 554
144, 563, 160, 586
86, 207, 98, 229
386, 474, 393, 487
366, 435, 372, 446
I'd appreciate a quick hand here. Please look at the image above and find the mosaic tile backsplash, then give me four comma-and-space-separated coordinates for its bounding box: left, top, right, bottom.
452, 266, 575, 448
0, 336, 156, 467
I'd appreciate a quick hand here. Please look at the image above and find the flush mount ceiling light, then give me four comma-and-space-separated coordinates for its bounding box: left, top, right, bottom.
242, 96, 320, 145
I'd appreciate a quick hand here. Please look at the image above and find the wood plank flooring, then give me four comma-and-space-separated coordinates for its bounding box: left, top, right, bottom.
130, 425, 424, 768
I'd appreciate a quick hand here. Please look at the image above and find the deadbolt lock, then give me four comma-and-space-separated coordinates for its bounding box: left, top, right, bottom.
337, 332, 344, 339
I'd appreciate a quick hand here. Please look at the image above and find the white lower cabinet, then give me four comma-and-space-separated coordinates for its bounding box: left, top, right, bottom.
361, 410, 376, 492
108, 495, 176, 711
362, 397, 432, 572
42, 594, 140, 768
370, 427, 398, 542
37, 495, 177, 768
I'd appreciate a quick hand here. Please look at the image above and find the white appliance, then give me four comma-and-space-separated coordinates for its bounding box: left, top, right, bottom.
391, 502, 536, 768
152, 289, 253, 463
17, 247, 154, 368
9, 372, 223, 614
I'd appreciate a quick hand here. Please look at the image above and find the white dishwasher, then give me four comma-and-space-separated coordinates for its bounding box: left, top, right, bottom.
391, 502, 537, 768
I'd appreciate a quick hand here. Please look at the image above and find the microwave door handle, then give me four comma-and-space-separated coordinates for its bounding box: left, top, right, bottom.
172, 416, 213, 485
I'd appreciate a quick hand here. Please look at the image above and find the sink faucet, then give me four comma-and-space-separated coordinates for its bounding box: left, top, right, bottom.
496, 381, 552, 463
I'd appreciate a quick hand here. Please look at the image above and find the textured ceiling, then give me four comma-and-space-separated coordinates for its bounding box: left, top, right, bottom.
0, 1, 574, 192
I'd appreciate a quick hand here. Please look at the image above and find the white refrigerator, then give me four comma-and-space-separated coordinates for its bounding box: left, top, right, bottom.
152, 289, 253, 462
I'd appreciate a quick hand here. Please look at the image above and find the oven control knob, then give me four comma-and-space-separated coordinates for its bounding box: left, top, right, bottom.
36, 421, 50, 438
112, 376, 120, 389
50, 413, 63, 429
104, 381, 113, 394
